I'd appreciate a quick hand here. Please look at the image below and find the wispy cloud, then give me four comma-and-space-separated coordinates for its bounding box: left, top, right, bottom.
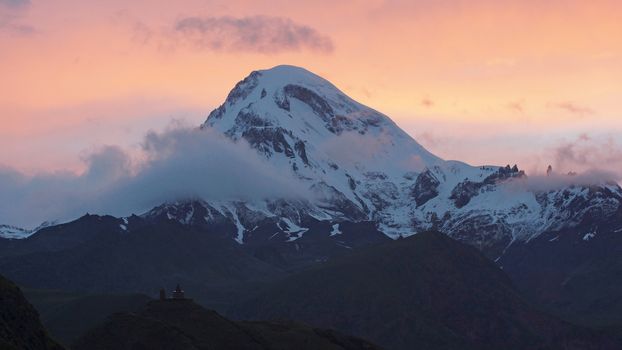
553, 101, 595, 117
547, 134, 622, 180
0, 0, 30, 8
507, 100, 524, 113
1, 22, 34, 35
0, 0, 35, 36
415, 131, 446, 149
510, 169, 619, 192
420, 98, 434, 108
172, 15, 334, 54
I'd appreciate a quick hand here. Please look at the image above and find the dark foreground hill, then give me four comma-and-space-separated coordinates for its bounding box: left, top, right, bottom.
0, 274, 63, 350
73, 298, 381, 350
231, 231, 618, 350
23, 288, 151, 346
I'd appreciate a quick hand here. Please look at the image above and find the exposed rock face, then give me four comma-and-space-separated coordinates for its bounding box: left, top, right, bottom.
0, 274, 63, 350
411, 168, 440, 207
283, 84, 335, 123
449, 165, 525, 209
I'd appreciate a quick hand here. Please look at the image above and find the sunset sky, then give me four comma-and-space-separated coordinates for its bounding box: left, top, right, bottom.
1, 0, 621, 177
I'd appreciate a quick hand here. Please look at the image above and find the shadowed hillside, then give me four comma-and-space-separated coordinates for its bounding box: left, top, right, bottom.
73, 298, 381, 350
23, 288, 151, 346
0, 274, 63, 350
231, 231, 618, 350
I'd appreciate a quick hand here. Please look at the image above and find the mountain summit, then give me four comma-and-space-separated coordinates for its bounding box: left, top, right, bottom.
202, 64, 438, 167
183, 65, 622, 257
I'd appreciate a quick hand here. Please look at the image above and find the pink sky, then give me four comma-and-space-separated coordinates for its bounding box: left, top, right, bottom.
1, 0, 621, 176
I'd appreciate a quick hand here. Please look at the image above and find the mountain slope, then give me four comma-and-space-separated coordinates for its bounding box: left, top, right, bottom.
0, 216, 285, 297
0, 274, 63, 350
23, 288, 151, 347
499, 206, 622, 329
73, 299, 381, 350
231, 231, 618, 350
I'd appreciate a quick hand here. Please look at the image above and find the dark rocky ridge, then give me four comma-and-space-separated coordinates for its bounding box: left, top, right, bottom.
411, 168, 440, 206
449, 165, 524, 208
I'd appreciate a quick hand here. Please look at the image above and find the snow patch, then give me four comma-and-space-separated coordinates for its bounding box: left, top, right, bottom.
583, 231, 596, 241
330, 223, 342, 236
335, 241, 352, 249
281, 218, 309, 241
182, 206, 194, 225
231, 214, 246, 244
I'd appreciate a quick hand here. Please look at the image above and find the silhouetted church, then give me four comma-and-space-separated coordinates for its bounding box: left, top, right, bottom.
159, 284, 187, 301
172, 284, 185, 299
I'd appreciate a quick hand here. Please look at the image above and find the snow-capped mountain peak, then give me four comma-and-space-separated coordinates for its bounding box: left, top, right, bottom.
202, 65, 439, 168
156, 65, 622, 257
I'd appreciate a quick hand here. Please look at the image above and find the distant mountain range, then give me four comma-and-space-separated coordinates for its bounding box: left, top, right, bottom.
1, 65, 621, 349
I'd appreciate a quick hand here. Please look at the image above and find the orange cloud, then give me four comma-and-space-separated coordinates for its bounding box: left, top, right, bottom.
421, 98, 434, 108
174, 16, 334, 53
554, 102, 595, 117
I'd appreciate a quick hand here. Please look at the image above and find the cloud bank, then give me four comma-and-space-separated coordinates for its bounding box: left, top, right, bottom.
509, 134, 622, 191
512, 170, 620, 193
0, 0, 29, 8
554, 101, 595, 117
0, 0, 34, 35
551, 134, 622, 178
173, 16, 334, 54
0, 127, 306, 228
